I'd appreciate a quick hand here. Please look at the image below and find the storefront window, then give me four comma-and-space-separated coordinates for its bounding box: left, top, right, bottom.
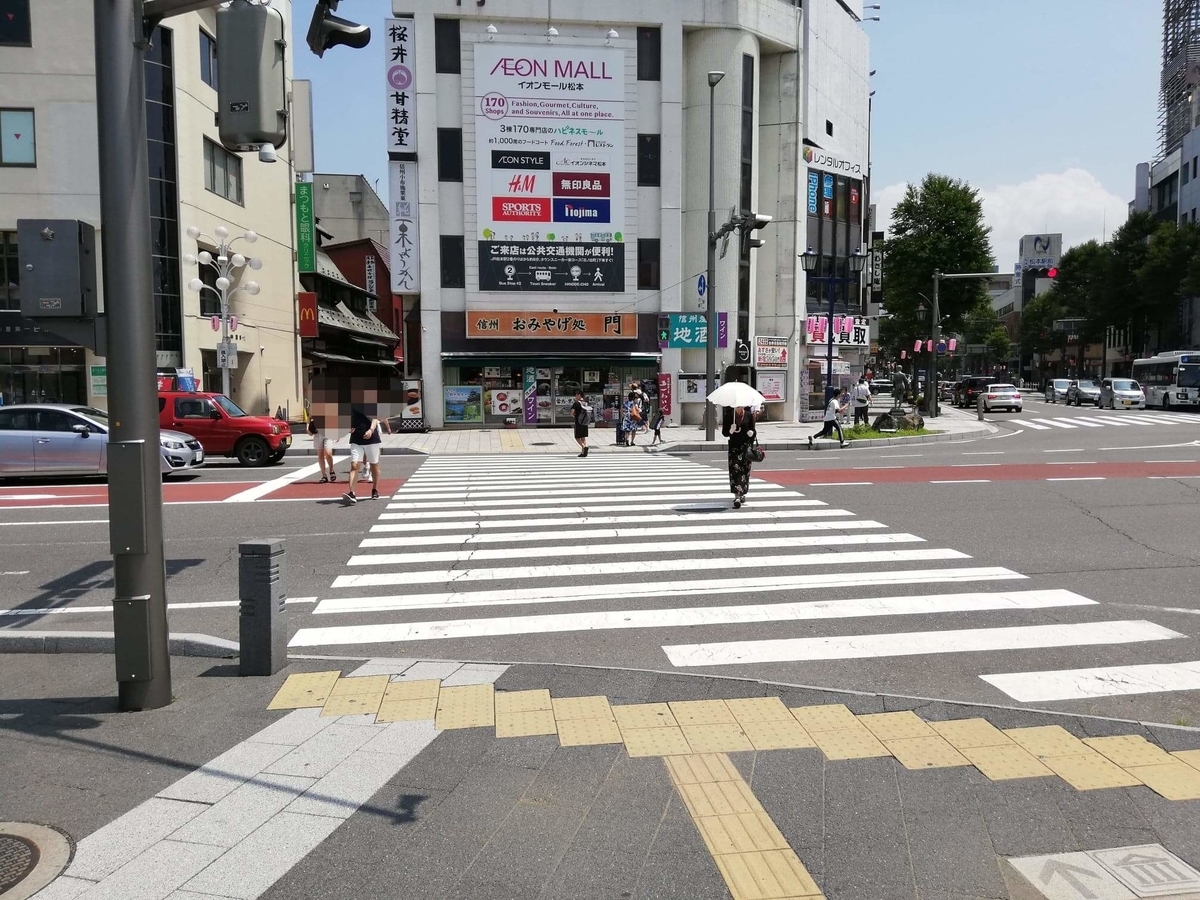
0, 346, 88, 405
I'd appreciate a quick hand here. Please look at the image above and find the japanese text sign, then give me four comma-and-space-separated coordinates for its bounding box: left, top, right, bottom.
385, 18, 417, 155
466, 311, 638, 339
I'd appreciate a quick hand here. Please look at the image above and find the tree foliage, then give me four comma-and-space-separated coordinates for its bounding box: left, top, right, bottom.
880, 174, 995, 359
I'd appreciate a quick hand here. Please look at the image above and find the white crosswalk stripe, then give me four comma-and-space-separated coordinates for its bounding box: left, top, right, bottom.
287, 454, 1195, 705
1004, 410, 1199, 430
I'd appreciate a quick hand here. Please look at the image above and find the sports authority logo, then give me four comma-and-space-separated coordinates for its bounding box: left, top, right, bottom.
492, 197, 551, 221
387, 64, 412, 90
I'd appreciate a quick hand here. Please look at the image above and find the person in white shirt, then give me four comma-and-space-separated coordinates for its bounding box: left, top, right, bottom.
851, 376, 872, 427
809, 390, 849, 447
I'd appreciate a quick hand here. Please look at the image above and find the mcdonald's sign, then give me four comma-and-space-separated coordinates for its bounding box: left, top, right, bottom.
298, 292, 318, 338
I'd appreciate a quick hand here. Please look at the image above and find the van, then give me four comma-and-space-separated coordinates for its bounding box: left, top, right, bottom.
158, 391, 291, 466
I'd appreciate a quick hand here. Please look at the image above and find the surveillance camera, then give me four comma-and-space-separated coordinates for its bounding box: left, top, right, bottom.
258, 145, 277, 164
552, 308, 559, 314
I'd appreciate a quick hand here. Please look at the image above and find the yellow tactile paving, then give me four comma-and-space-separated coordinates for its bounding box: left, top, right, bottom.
695, 812, 790, 856
741, 718, 817, 752
1042, 752, 1144, 791
669, 700, 736, 726
1175, 749, 1200, 772
551, 695, 613, 721
266, 671, 341, 710
858, 711, 936, 741
1004, 725, 1089, 759
961, 744, 1054, 781
434, 683, 495, 730
382, 678, 441, 701
810, 726, 891, 761
494, 689, 552, 714
623, 725, 693, 757
1083, 735, 1176, 768
929, 717, 1013, 750
495, 709, 558, 738
557, 717, 624, 747
681, 723, 755, 754
664, 753, 742, 785
789, 704, 860, 733
883, 736, 971, 770
376, 698, 438, 723
677, 780, 764, 818
612, 703, 677, 730
1124, 761, 1200, 801
715, 849, 824, 900
319, 675, 389, 717
725, 697, 794, 724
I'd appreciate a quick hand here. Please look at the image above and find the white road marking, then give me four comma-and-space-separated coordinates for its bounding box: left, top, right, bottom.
1143, 459, 1198, 463
961, 451, 1004, 455
311, 567, 1026, 615
391, 483, 786, 500
379, 497, 825, 518
1046, 460, 1097, 465
289, 590, 1096, 648
1019, 420, 1051, 430
1046, 477, 1106, 482
1030, 418, 1078, 429
809, 481, 873, 486
981, 660, 1200, 702
331, 547, 972, 589
0, 597, 319, 617
1043, 448, 1084, 453
662, 620, 1185, 667
1077, 416, 1131, 426
381, 492, 810, 511
1062, 418, 1103, 428
0, 519, 108, 526
951, 463, 1001, 467
879, 454, 923, 458
222, 461, 325, 503
1148, 474, 1200, 479
930, 479, 991, 484
0, 570, 30, 575
368, 508, 857, 533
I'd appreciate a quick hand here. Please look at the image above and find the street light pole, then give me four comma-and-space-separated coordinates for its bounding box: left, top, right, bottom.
929, 270, 941, 418
185, 226, 262, 396
704, 70, 724, 443
799, 250, 867, 410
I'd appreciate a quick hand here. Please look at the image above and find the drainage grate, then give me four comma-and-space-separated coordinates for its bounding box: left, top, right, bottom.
0, 834, 39, 893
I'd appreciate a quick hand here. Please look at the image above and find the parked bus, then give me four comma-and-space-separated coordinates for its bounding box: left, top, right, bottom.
1131, 351, 1200, 411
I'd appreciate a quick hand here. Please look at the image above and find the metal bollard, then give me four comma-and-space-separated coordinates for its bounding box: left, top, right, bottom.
977, 394, 985, 421
238, 539, 288, 676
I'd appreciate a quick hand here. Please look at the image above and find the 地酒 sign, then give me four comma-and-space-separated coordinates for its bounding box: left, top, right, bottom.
473, 43, 626, 292
754, 336, 789, 369
384, 18, 417, 155
659, 312, 727, 349
295, 182, 316, 273
465, 311, 637, 339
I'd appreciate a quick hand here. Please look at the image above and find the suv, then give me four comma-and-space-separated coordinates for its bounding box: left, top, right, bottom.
954, 376, 997, 408
158, 391, 291, 466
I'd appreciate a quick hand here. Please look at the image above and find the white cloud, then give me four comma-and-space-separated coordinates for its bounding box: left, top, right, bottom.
873, 169, 1130, 271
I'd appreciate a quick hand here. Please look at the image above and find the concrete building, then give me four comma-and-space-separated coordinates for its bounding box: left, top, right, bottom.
312, 173, 390, 245
386, 0, 871, 427
0, 0, 302, 415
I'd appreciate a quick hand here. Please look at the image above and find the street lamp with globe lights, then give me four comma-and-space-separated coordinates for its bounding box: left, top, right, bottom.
799, 248, 868, 406
184, 226, 263, 396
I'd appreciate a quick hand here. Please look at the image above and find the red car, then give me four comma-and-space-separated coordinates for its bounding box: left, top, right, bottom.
158, 391, 291, 466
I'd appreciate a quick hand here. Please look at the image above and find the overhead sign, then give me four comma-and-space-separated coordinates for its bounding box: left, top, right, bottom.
659, 312, 727, 349
465, 311, 637, 339
297, 291, 318, 338
803, 145, 865, 178
295, 182, 316, 273
803, 314, 869, 347
384, 17, 417, 155
473, 43, 626, 292
389, 159, 420, 293
754, 335, 789, 369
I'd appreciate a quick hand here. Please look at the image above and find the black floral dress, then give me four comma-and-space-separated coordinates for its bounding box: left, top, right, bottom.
724, 414, 756, 500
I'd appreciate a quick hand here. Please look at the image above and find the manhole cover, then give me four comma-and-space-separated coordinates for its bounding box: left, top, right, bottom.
0, 834, 39, 892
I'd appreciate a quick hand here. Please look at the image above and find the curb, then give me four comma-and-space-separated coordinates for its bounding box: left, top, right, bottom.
0, 630, 238, 658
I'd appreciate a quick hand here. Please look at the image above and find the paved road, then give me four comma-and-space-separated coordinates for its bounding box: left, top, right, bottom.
2, 407, 1199, 724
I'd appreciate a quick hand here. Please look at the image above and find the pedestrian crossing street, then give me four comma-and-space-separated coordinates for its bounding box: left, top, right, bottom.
287, 455, 1200, 706
989, 408, 1200, 431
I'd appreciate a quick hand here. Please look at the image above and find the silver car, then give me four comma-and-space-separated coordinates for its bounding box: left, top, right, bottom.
0, 404, 205, 478
1045, 378, 1071, 403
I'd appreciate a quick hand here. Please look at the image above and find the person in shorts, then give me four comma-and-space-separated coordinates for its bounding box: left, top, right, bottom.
570, 390, 590, 457
342, 408, 382, 504
307, 415, 337, 483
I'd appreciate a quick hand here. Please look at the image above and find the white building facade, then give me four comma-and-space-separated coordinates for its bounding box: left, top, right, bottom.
0, 0, 303, 416
390, 0, 871, 427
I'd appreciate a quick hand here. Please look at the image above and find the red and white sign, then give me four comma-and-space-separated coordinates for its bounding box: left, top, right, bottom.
492, 197, 551, 222
754, 336, 789, 370
756, 372, 786, 402
552, 172, 610, 197
298, 292, 318, 338
496, 172, 549, 195
657, 372, 672, 417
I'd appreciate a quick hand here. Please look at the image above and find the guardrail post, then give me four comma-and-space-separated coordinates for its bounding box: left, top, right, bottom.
238, 539, 288, 676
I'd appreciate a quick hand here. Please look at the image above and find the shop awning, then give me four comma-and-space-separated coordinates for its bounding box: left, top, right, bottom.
308, 350, 399, 369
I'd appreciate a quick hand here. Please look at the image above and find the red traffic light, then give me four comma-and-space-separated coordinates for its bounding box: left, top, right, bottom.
1047, 267, 1058, 278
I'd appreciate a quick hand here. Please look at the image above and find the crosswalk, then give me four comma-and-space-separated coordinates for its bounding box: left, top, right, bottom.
288, 454, 1200, 706
992, 409, 1200, 431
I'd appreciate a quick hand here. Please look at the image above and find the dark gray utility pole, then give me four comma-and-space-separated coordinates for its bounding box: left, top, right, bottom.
94, 0, 171, 710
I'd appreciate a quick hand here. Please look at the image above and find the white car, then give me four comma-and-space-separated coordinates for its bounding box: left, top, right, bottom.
982, 383, 1023, 412
1098, 378, 1146, 410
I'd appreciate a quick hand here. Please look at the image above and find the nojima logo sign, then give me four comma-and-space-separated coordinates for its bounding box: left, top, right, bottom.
553, 198, 610, 222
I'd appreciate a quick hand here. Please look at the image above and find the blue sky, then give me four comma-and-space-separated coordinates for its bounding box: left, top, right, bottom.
293, 0, 1160, 269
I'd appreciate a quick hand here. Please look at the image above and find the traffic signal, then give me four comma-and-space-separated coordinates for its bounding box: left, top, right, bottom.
306, 0, 371, 58
739, 212, 772, 254
657, 314, 670, 345
217, 0, 288, 151
1022, 265, 1057, 303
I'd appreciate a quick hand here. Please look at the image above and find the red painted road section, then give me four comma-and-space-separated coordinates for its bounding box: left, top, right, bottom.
0, 477, 409, 509
758, 461, 1200, 486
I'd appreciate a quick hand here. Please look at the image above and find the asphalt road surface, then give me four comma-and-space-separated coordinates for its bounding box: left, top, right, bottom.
2, 405, 1199, 725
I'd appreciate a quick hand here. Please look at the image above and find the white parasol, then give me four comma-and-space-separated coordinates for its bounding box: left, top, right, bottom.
706, 381, 766, 408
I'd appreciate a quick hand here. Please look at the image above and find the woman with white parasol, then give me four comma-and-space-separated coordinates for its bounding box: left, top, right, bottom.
709, 382, 765, 509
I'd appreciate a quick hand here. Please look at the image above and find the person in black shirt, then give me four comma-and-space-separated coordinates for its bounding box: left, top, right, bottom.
342, 408, 383, 504
570, 390, 590, 457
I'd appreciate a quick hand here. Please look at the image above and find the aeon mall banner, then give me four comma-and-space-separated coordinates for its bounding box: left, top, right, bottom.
473, 44, 626, 292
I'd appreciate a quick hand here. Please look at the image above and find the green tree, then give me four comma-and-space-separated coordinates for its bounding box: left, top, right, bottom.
1050, 239, 1109, 345
985, 325, 1011, 365
881, 174, 995, 345
1019, 289, 1066, 359
963, 298, 1001, 345
1136, 220, 1199, 348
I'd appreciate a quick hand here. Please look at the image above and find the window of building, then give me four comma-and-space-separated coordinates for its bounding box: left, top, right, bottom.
198, 247, 221, 317
0, 109, 35, 166
1185, 163, 1191, 186
1193, 157, 1197, 179
203, 137, 243, 205
826, 120, 834, 136
434, 18, 460, 74
199, 29, 218, 89
437, 128, 463, 181
147, 25, 182, 356
637, 239, 660, 290
637, 27, 661, 81
739, 55, 754, 213
0, 0, 31, 46
637, 134, 661, 187
440, 235, 465, 288
0, 231, 19, 312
